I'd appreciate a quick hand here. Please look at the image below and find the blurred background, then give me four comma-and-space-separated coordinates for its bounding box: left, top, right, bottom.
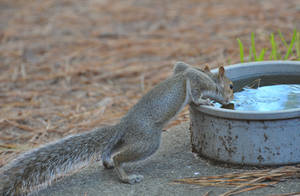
0, 0, 299, 165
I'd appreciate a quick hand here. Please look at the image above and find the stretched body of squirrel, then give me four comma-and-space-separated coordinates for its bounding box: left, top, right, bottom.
0, 62, 234, 196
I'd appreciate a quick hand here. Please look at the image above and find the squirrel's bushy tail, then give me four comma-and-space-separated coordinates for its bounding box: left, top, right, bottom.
0, 126, 116, 196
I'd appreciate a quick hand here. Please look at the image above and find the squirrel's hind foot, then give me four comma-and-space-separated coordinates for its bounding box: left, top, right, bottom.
122, 174, 144, 184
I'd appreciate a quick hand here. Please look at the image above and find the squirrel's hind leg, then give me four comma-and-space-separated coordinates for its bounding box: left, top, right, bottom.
102, 130, 125, 169
102, 140, 124, 169
112, 130, 161, 184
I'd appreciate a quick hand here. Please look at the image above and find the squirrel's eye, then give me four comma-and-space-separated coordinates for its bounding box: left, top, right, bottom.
229, 84, 233, 90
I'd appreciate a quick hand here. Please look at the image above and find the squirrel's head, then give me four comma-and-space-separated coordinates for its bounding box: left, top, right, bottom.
205, 65, 234, 105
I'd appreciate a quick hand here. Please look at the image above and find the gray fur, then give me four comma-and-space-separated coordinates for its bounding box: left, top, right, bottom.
0, 126, 116, 196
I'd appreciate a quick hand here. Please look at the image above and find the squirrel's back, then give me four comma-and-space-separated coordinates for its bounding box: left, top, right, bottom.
0, 125, 116, 196
122, 73, 187, 128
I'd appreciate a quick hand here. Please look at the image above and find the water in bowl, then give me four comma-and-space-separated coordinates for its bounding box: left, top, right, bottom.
219, 84, 300, 111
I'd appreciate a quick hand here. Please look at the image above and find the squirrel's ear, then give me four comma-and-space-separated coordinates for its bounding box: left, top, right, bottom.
173, 61, 190, 74
204, 65, 211, 72
218, 66, 225, 78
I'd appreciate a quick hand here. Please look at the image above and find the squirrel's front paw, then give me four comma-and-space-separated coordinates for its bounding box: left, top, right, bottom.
196, 98, 214, 106
204, 100, 214, 106
124, 174, 144, 184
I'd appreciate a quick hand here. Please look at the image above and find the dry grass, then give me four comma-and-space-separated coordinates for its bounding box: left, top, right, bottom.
0, 0, 299, 166
174, 165, 300, 196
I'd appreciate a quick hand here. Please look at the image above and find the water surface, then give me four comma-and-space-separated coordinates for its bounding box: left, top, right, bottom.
220, 84, 300, 111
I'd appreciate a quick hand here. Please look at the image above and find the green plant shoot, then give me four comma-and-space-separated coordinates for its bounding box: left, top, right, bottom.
258, 48, 266, 61
237, 29, 299, 62
284, 29, 296, 60
296, 32, 300, 60
278, 30, 288, 48
270, 33, 278, 60
237, 38, 244, 63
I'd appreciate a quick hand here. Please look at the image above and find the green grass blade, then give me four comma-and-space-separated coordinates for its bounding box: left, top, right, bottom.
296, 32, 300, 60
237, 30, 299, 62
270, 33, 278, 60
237, 38, 244, 63
251, 32, 257, 60
258, 48, 266, 61
284, 29, 296, 60
278, 29, 288, 48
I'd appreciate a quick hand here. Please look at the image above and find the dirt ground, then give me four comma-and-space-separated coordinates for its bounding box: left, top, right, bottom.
0, 0, 299, 166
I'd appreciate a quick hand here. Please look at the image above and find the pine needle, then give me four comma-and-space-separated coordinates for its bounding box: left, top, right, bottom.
174, 166, 300, 196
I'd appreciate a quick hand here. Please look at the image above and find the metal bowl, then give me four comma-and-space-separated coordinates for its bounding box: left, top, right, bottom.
190, 61, 300, 166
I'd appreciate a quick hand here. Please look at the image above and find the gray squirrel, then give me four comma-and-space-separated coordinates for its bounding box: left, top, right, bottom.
0, 62, 234, 196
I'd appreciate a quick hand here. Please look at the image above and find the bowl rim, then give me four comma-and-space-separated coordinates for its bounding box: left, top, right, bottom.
194, 61, 300, 120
